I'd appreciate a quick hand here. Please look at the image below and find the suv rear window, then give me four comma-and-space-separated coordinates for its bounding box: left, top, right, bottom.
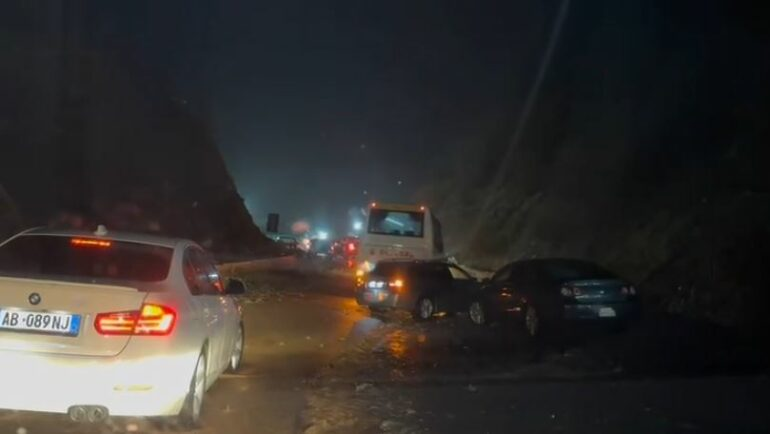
371, 262, 452, 281
371, 262, 412, 278
412, 262, 452, 281
540, 260, 615, 282
0, 235, 173, 283
367, 209, 425, 237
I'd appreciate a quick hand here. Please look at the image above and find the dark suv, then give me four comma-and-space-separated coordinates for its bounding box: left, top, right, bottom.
356, 260, 479, 320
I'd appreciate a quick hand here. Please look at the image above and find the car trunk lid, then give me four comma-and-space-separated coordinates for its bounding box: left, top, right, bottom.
0, 276, 147, 357
566, 278, 628, 303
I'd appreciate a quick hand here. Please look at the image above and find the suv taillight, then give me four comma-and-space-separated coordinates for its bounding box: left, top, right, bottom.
560, 286, 584, 297
621, 286, 637, 296
95, 304, 176, 336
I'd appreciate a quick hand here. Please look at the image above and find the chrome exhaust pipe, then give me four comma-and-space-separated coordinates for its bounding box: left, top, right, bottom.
68, 406, 87, 422
87, 406, 109, 423
67, 405, 109, 423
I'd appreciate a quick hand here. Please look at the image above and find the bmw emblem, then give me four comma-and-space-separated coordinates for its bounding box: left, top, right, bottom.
28, 292, 41, 306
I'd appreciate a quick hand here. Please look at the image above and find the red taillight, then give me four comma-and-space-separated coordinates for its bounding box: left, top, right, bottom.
135, 304, 176, 335
95, 304, 176, 336
347, 242, 356, 252
94, 311, 136, 335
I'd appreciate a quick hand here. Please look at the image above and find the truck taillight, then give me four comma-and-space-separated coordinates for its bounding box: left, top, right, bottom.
95, 304, 176, 336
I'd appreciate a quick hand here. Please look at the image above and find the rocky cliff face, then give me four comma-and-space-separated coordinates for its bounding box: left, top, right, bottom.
0, 3, 268, 254
422, 0, 770, 326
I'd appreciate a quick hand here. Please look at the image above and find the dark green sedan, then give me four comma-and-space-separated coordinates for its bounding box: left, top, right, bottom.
468, 258, 640, 338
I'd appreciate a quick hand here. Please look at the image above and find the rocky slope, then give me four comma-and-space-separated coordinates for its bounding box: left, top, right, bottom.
420, 0, 770, 327
0, 3, 268, 254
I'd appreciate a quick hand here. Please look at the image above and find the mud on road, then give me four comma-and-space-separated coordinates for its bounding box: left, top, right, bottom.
234, 265, 769, 434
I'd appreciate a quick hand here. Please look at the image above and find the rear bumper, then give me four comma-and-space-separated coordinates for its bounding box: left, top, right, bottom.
356, 288, 421, 311
0, 348, 198, 417
563, 301, 641, 321
356, 289, 399, 308
489, 300, 640, 326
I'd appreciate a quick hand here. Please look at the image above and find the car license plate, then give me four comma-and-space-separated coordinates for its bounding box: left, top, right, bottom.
598, 307, 616, 318
0, 309, 81, 336
364, 291, 387, 302
378, 249, 414, 259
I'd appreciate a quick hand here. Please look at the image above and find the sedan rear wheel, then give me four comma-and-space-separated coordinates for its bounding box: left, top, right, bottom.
524, 305, 540, 338
228, 324, 244, 372
413, 297, 435, 321
469, 301, 486, 325
177, 351, 206, 429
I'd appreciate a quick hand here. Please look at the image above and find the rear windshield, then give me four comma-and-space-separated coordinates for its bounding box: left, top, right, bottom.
0, 235, 173, 283
367, 209, 424, 238
371, 262, 412, 278
371, 262, 451, 280
311, 239, 332, 252
540, 260, 616, 282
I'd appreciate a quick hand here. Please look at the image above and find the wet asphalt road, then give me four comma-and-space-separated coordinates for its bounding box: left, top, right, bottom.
1, 260, 769, 434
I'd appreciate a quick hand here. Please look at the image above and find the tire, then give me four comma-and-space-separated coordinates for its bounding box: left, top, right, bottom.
524, 305, 541, 339
468, 300, 486, 326
177, 351, 207, 429
228, 324, 244, 372
413, 297, 435, 321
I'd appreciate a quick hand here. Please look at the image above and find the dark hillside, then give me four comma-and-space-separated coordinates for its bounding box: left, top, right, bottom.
0, 4, 268, 254
422, 0, 770, 327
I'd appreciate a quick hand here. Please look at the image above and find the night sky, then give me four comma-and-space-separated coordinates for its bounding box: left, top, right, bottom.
93, 1, 548, 235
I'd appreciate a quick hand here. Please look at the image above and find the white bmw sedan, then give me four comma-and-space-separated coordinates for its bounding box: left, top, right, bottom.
0, 227, 245, 427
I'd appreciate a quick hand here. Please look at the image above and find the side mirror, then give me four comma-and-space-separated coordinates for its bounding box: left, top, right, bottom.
225, 278, 246, 295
